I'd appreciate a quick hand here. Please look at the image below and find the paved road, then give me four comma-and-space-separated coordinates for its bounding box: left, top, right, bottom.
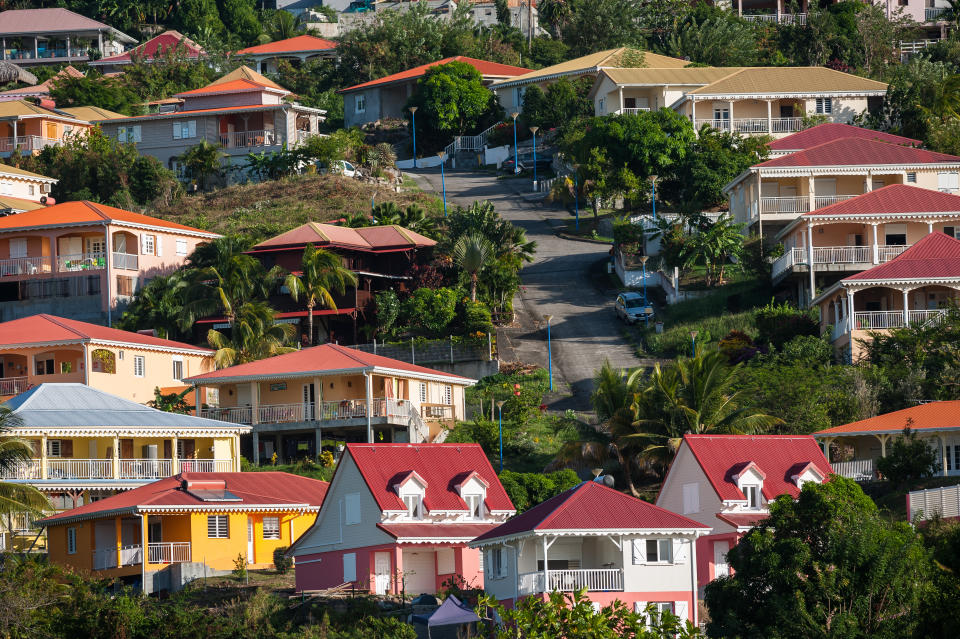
411, 167, 644, 411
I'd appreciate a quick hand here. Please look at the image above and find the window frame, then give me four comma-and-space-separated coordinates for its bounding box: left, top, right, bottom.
744, 485, 761, 509
175, 238, 188, 256
67, 526, 77, 554
355, 94, 366, 114
172, 357, 184, 381
403, 494, 423, 520
133, 355, 145, 378
465, 493, 484, 520
645, 538, 673, 564
815, 98, 833, 114
207, 514, 229, 538
262, 516, 281, 540
47, 439, 62, 457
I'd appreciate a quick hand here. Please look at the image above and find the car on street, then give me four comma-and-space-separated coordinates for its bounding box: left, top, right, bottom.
615, 292, 653, 324
500, 152, 553, 174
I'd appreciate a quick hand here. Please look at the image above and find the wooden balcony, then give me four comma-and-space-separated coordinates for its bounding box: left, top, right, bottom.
219, 129, 277, 148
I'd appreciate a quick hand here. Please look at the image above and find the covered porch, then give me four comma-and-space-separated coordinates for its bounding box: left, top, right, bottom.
818, 431, 960, 481
515, 534, 625, 596
218, 112, 276, 149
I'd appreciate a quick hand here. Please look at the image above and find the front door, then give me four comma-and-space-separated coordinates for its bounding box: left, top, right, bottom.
247, 518, 254, 564
374, 552, 391, 595
779, 105, 794, 118
714, 541, 729, 579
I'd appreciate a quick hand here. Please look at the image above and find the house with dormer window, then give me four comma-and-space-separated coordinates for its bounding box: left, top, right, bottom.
287, 443, 515, 596
655, 434, 831, 591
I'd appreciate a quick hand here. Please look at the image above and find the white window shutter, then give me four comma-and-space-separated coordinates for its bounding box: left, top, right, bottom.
156, 236, 162, 256
173, 123, 181, 139
117, 126, 126, 142
634, 602, 649, 628
343, 553, 356, 582
133, 126, 142, 142
673, 538, 688, 564
140, 234, 148, 255
632, 539, 646, 564
674, 601, 688, 623
188, 120, 197, 138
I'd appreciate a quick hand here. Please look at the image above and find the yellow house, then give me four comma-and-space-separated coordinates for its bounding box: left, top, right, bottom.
39, 472, 328, 592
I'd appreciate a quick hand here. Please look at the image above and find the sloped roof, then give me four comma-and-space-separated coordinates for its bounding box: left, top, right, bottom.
38, 472, 328, 526
377, 522, 499, 540
0, 200, 219, 236
716, 512, 769, 529
184, 343, 471, 384
681, 434, 831, 502
0, 314, 212, 353
0, 8, 135, 41
2, 384, 246, 430
472, 481, 708, 544
844, 232, 960, 281
236, 35, 337, 55
768, 123, 920, 152
59, 105, 127, 121
0, 65, 84, 98
756, 137, 960, 169
0, 162, 54, 181
686, 66, 887, 96
252, 221, 436, 252
207, 65, 287, 91
599, 66, 741, 86
177, 78, 288, 98
0, 99, 84, 121
815, 400, 960, 435
490, 47, 689, 89
90, 30, 203, 65
347, 443, 514, 513
804, 184, 960, 218
0, 195, 44, 211
340, 56, 532, 93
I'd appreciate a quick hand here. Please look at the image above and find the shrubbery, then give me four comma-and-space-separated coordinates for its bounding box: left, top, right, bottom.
876, 428, 939, 487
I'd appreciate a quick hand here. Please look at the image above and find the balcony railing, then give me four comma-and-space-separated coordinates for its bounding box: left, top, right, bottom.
0, 457, 228, 480
517, 569, 623, 595
878, 245, 910, 261
613, 107, 651, 115
0, 136, 62, 153
148, 542, 191, 564
695, 117, 807, 135
852, 308, 946, 331
926, 7, 949, 21
909, 484, 960, 521
219, 130, 276, 148
0, 376, 30, 395
93, 544, 142, 570
0, 256, 52, 277
202, 398, 414, 425
112, 252, 139, 270
760, 196, 810, 214
57, 252, 106, 272
420, 403, 454, 421
179, 459, 233, 473
47, 458, 113, 480
2, 48, 90, 61
0, 460, 41, 480
742, 12, 806, 25
814, 194, 856, 208
119, 458, 172, 480
831, 458, 875, 481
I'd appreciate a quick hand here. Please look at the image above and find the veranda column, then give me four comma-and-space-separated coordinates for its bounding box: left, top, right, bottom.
766, 100, 773, 134
40, 434, 48, 480
847, 289, 856, 333
171, 435, 179, 474
250, 381, 259, 425
807, 223, 816, 304
691, 97, 696, 126
939, 435, 949, 477
902, 288, 910, 326
872, 223, 880, 264
808, 175, 816, 212
928, 221, 934, 233
541, 536, 550, 593
618, 87, 624, 113
728, 100, 735, 132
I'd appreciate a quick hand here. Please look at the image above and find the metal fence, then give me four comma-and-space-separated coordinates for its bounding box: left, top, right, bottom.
347, 335, 493, 365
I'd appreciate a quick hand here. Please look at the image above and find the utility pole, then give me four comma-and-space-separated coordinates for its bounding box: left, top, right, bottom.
527, 0, 533, 51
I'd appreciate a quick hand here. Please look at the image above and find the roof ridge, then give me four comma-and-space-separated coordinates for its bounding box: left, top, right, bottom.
79, 200, 110, 222
37, 314, 88, 340
537, 481, 591, 529
307, 221, 331, 242
327, 342, 376, 367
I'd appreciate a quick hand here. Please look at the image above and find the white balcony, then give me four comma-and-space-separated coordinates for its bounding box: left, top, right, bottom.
772, 244, 911, 279
613, 108, 651, 115
119, 458, 172, 480
852, 308, 946, 332
47, 458, 113, 480
0, 136, 61, 154
179, 459, 233, 473
742, 12, 806, 25
219, 129, 276, 148
0, 376, 30, 395
93, 544, 142, 570
761, 196, 809, 214
148, 542, 191, 564
112, 252, 139, 270
202, 398, 414, 425
0, 457, 229, 481
695, 117, 807, 135
831, 458, 874, 481
926, 7, 949, 21
0, 256, 52, 277
517, 568, 623, 595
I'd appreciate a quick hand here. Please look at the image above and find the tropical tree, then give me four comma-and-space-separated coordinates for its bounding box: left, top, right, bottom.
115, 272, 189, 341
206, 302, 297, 368
683, 215, 745, 286
284, 244, 358, 345
0, 408, 51, 546
452, 233, 493, 302
178, 140, 225, 191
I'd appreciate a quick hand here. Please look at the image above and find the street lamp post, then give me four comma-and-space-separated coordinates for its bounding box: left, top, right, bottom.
573, 164, 579, 231
496, 400, 506, 472
530, 126, 539, 191
639, 255, 649, 328
544, 314, 554, 391
409, 106, 418, 169
690, 330, 698, 357
436, 151, 447, 217
511, 112, 520, 175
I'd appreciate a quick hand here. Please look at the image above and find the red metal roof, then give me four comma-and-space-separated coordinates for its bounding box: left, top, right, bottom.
681, 435, 831, 502
845, 232, 960, 281
816, 400, 960, 435
347, 443, 514, 513
768, 124, 920, 152
184, 343, 471, 383
252, 222, 436, 252
93, 30, 203, 64
236, 35, 337, 55
377, 522, 500, 540
472, 481, 708, 543
39, 472, 329, 525
716, 512, 769, 529
0, 200, 217, 235
340, 56, 532, 93
0, 314, 212, 352
805, 184, 960, 217
757, 137, 960, 168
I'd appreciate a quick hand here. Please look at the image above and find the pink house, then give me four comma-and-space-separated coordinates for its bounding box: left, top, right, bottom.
0, 200, 219, 324
656, 434, 832, 592
288, 443, 515, 596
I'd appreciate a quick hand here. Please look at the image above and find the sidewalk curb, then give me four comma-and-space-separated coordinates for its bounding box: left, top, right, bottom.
555, 232, 614, 245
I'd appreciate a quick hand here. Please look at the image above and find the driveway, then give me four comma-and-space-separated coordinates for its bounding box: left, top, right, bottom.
410, 167, 644, 411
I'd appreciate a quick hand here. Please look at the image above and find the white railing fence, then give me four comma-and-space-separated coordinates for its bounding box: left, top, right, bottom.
518, 569, 623, 594
813, 194, 856, 208
878, 245, 910, 262
203, 398, 413, 425
695, 117, 807, 134
0, 376, 30, 396
742, 12, 806, 24
0, 256, 52, 276
614, 107, 651, 115
112, 252, 139, 270
148, 542, 191, 564
93, 544, 142, 570
853, 308, 946, 331
119, 458, 172, 480
812, 245, 871, 265
0, 460, 41, 480
761, 196, 809, 214
909, 484, 960, 521
831, 458, 874, 481
57, 252, 106, 272
219, 130, 276, 148
47, 458, 113, 479
179, 459, 233, 473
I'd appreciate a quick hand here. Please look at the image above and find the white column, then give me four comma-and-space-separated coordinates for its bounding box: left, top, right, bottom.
365, 371, 373, 443
766, 100, 773, 134
728, 100, 735, 131
808, 175, 816, 212
902, 289, 910, 326
737, 0, 742, 16
872, 223, 880, 264
928, 221, 934, 233
40, 434, 48, 480
172, 435, 179, 474
618, 87, 624, 114
250, 382, 259, 425
541, 536, 549, 592
807, 223, 816, 304
691, 97, 696, 124
112, 434, 120, 479
847, 290, 856, 333
33, 37, 37, 59
865, 171, 873, 192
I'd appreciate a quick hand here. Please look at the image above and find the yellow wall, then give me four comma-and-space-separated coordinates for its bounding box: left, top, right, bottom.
85, 345, 213, 404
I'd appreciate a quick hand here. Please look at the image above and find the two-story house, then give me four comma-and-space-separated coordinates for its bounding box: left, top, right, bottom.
88, 30, 204, 74
590, 66, 887, 137
235, 35, 337, 74
0, 313, 213, 402
0, 162, 55, 212
39, 472, 326, 592
656, 434, 831, 591
244, 222, 436, 344
812, 232, 960, 362
0, 8, 135, 66
185, 343, 474, 463
94, 66, 326, 182
470, 480, 708, 624
288, 443, 515, 595
0, 98, 92, 156
0, 200, 219, 324
724, 136, 960, 240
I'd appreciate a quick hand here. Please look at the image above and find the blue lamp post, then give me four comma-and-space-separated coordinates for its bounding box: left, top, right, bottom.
690, 330, 698, 357
544, 314, 553, 391
511, 112, 520, 174
437, 151, 447, 217
573, 166, 579, 231
530, 126, 539, 191
409, 106, 418, 169
496, 400, 506, 472
640, 254, 649, 327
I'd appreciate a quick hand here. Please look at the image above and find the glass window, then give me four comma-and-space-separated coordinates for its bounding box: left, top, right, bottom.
419, 383, 427, 403
645, 538, 673, 563
355, 94, 365, 114
67, 527, 77, 554
142, 235, 155, 255
744, 485, 761, 509
172, 358, 183, 381
815, 98, 833, 114
207, 515, 228, 538
262, 516, 280, 540
465, 494, 483, 519
403, 494, 423, 519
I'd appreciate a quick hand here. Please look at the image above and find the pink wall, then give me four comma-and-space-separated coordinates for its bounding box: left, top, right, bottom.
696, 532, 742, 590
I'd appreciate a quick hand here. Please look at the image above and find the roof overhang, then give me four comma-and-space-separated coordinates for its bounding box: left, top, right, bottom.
0, 218, 220, 239
755, 163, 960, 177
94, 103, 324, 124
0, 337, 212, 356
489, 66, 599, 91
776, 209, 960, 240
39, 502, 316, 527
185, 365, 475, 387
681, 89, 887, 104
812, 276, 960, 306
469, 526, 712, 548
10, 426, 251, 437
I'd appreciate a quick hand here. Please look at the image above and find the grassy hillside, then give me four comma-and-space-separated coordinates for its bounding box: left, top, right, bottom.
153, 174, 442, 241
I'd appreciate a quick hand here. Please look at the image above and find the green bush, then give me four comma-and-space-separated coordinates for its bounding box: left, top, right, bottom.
374, 290, 400, 338
273, 547, 293, 574
877, 428, 939, 487
754, 299, 819, 350
461, 300, 494, 334
402, 287, 458, 336
498, 469, 581, 512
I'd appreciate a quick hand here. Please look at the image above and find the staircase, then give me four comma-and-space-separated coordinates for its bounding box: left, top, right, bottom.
443, 121, 506, 167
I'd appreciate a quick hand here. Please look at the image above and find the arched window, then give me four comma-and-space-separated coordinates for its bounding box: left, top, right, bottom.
90, 349, 116, 374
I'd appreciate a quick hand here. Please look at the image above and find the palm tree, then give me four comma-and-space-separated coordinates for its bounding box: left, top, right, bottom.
207, 302, 297, 368
685, 215, 744, 286
178, 140, 225, 191
284, 244, 358, 345
0, 408, 50, 547
452, 233, 493, 302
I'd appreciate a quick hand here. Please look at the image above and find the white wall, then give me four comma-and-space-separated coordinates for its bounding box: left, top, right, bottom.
657, 444, 729, 534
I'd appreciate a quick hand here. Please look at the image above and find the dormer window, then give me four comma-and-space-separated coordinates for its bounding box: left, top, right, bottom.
403, 494, 423, 519
744, 485, 761, 510
465, 494, 484, 520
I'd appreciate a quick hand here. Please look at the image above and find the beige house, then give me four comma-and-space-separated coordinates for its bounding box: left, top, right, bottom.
724, 137, 960, 239
185, 343, 475, 464
0, 162, 55, 211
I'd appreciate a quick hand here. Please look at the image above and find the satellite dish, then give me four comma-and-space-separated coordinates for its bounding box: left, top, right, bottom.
603, 475, 615, 488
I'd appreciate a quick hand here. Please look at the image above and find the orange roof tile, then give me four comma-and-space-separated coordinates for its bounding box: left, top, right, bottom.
0, 200, 219, 236
252, 222, 435, 252
177, 78, 286, 97
236, 35, 337, 55
340, 56, 531, 93
0, 314, 212, 352
815, 401, 960, 435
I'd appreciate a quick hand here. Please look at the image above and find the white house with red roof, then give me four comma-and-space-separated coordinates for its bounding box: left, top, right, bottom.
94, 66, 325, 182
185, 344, 475, 464
235, 35, 337, 74
811, 232, 960, 362
288, 443, 515, 596
88, 30, 204, 74
339, 56, 531, 128
724, 136, 960, 239
0, 200, 219, 324
469, 480, 709, 623
655, 434, 831, 592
